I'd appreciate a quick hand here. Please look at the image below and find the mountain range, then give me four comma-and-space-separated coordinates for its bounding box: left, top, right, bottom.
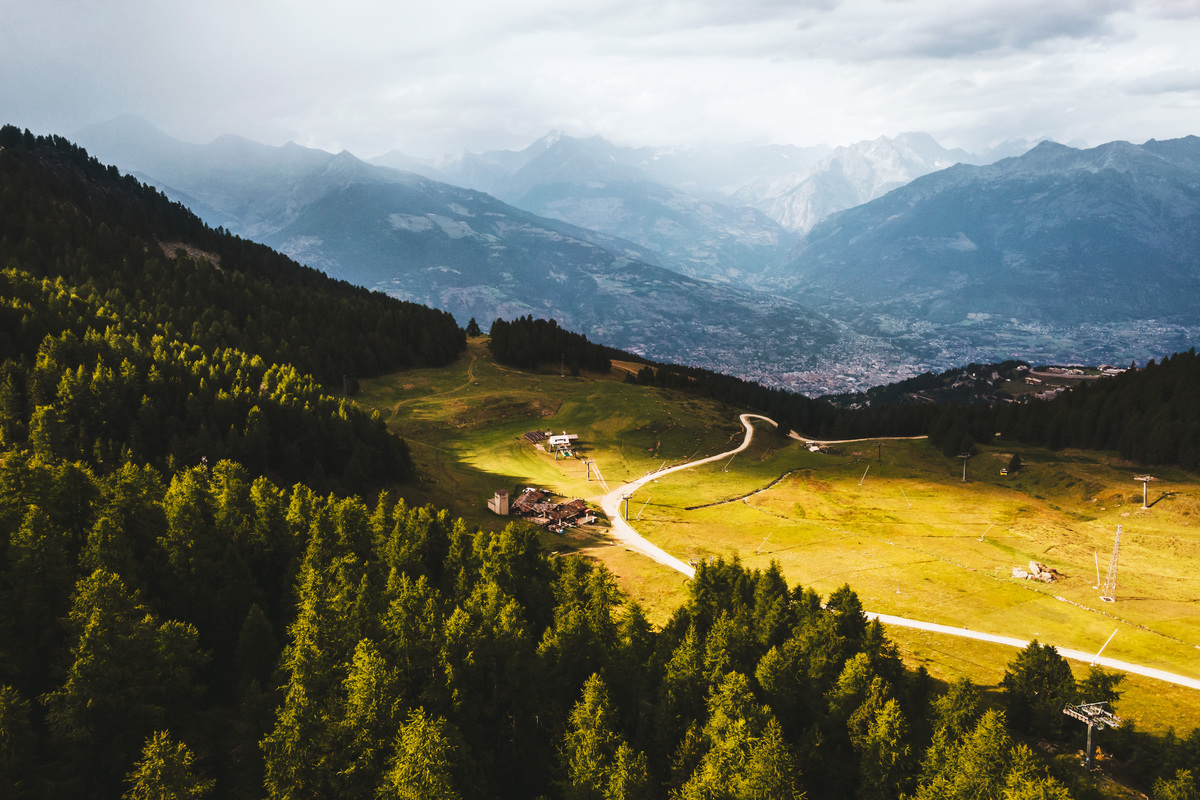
760, 137, 1200, 367
72, 117, 1200, 392
375, 130, 1021, 280
75, 116, 907, 395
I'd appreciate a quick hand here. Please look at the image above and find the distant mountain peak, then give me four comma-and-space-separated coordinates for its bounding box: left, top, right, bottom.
533, 130, 568, 149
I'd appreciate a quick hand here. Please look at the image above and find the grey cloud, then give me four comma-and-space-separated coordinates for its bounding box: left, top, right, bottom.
1143, 0, 1200, 20
785, 0, 1134, 62
1125, 68, 1200, 94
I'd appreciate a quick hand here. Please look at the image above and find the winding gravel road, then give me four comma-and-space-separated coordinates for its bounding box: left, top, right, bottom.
595, 415, 1200, 691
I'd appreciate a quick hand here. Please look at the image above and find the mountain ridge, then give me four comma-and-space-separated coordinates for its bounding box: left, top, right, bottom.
74, 117, 899, 395
757, 135, 1200, 369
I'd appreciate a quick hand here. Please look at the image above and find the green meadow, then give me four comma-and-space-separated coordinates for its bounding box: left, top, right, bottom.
357, 339, 1200, 731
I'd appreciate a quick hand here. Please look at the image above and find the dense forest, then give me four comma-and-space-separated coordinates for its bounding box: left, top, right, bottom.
0, 125, 465, 387
996, 350, 1200, 470
0, 126, 468, 489
2, 452, 1197, 799
1, 128, 1198, 799
488, 316, 613, 375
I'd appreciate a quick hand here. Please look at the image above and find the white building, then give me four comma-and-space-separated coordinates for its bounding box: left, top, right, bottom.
547, 432, 579, 448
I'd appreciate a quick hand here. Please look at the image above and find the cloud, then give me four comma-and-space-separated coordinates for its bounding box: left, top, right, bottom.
1, 0, 1198, 159
770, 0, 1136, 62
1125, 68, 1200, 94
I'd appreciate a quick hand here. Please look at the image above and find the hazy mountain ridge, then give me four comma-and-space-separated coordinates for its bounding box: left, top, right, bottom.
734, 132, 978, 232
758, 136, 1200, 369
73, 117, 1198, 389
414, 131, 1026, 240
74, 117, 906, 394
385, 132, 800, 284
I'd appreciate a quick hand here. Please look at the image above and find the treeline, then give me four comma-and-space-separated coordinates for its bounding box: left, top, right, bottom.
486, 315, 937, 439
0, 125, 466, 387
0, 263, 410, 488
921, 350, 1200, 469
488, 316, 612, 374
995, 350, 1200, 470
824, 361, 1031, 409
0, 124, 475, 487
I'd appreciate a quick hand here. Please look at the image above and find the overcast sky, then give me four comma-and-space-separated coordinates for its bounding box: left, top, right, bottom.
4, 0, 1200, 159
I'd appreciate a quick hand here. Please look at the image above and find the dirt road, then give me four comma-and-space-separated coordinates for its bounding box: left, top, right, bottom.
598, 414, 775, 576
594, 414, 1200, 690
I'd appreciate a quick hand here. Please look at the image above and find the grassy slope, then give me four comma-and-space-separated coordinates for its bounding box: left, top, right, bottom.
356, 339, 1200, 733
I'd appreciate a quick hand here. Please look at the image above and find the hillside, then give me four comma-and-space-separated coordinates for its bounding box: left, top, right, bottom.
760, 137, 1200, 368
0, 125, 465, 488
355, 336, 1200, 796
396, 132, 800, 285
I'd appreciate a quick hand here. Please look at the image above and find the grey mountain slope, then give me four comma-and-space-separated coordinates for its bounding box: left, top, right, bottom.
396, 132, 799, 283
262, 176, 878, 385
766, 137, 1200, 324
75, 116, 339, 237
736, 132, 985, 233
73, 116, 899, 394
756, 137, 1200, 369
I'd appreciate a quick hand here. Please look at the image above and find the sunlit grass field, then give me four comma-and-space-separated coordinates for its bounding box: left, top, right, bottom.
356, 339, 1200, 732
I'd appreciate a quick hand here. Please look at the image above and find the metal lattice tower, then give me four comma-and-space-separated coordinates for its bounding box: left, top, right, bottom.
1100, 525, 1122, 602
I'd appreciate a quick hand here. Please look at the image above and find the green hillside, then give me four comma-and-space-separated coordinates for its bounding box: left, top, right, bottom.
357, 339, 1200, 725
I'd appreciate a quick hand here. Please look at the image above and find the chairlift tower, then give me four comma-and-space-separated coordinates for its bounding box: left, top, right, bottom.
958, 453, 972, 482
1100, 525, 1122, 602
1063, 701, 1121, 769
1134, 475, 1155, 509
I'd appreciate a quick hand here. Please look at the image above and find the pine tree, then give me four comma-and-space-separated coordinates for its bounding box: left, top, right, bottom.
378, 709, 462, 800
123, 731, 214, 800
1000, 640, 1077, 738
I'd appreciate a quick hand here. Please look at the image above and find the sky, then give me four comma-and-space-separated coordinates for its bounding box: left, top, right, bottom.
4, 0, 1200, 159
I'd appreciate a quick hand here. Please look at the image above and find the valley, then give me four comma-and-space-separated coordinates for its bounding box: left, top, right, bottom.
357, 338, 1200, 733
